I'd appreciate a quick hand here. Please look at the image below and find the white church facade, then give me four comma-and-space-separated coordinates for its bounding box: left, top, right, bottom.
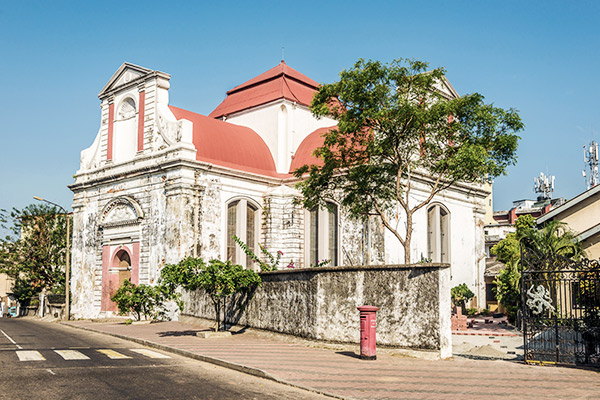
69, 61, 489, 319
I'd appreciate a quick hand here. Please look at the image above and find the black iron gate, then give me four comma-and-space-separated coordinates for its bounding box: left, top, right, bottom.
521, 247, 600, 367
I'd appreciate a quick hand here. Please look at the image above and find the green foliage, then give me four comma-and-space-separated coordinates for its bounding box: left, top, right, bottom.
295, 58, 523, 263
480, 308, 491, 316
491, 215, 585, 323
0, 204, 70, 301
451, 283, 475, 309
494, 261, 521, 323
233, 235, 280, 271
466, 307, 478, 317
310, 259, 331, 268
11, 277, 40, 302
110, 279, 168, 321
159, 257, 261, 331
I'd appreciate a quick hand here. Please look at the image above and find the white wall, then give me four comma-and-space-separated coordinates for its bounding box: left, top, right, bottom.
226, 100, 336, 173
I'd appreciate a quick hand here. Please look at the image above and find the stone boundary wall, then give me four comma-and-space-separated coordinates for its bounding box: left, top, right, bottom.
182, 263, 452, 358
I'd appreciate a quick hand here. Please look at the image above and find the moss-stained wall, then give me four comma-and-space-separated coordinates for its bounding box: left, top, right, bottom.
183, 263, 451, 358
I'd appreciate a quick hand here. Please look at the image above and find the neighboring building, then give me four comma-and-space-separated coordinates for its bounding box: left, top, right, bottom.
0, 273, 13, 298
69, 61, 490, 319
537, 184, 600, 259
483, 196, 566, 310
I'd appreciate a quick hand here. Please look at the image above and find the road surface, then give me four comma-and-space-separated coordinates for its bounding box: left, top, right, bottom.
0, 318, 328, 400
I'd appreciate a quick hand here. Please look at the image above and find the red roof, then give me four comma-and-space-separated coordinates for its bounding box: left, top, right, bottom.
169, 106, 279, 177
289, 126, 336, 173
209, 61, 319, 119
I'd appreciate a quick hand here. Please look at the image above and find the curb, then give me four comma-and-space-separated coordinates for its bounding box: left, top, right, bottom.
61, 322, 344, 400
452, 331, 520, 337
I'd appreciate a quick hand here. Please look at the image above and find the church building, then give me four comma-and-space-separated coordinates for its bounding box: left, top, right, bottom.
69, 61, 489, 319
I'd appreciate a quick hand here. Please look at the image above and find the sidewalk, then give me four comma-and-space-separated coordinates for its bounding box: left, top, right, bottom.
63, 320, 600, 400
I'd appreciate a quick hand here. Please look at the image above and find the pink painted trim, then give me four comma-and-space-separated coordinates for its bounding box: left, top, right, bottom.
101, 245, 113, 311
137, 91, 145, 152
131, 242, 140, 284
101, 242, 141, 312
107, 103, 114, 160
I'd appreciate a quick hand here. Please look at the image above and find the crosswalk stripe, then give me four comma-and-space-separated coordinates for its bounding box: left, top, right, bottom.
16, 350, 45, 361
55, 350, 90, 360
129, 349, 171, 359
97, 349, 131, 359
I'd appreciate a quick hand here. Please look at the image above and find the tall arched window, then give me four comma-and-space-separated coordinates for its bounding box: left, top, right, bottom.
113, 97, 138, 163
226, 199, 258, 268
307, 201, 339, 266
427, 203, 450, 263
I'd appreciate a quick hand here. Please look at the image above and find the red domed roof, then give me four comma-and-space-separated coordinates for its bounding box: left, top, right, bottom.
169, 106, 279, 177
289, 126, 337, 173
209, 61, 319, 119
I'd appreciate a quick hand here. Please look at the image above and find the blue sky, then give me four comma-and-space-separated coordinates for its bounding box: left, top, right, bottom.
1, 1, 599, 217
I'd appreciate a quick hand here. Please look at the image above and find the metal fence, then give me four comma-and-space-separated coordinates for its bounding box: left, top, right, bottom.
521, 247, 600, 367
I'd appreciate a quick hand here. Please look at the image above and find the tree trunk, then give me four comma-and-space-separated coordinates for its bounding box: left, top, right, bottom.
212, 298, 220, 332
404, 212, 413, 264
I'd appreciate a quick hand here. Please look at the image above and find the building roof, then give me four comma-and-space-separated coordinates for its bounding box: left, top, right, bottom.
209, 61, 320, 119
537, 184, 600, 224
288, 126, 336, 173
169, 106, 279, 177
484, 257, 506, 277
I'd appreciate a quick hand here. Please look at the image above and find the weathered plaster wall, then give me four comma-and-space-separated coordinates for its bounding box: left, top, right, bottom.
183, 264, 452, 358
341, 213, 385, 266
262, 185, 305, 268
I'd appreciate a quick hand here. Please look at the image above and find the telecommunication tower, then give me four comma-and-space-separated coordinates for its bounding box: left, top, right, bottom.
533, 172, 554, 200
582, 141, 599, 190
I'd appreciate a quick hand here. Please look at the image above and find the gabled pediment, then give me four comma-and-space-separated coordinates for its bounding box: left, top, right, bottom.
98, 62, 154, 99
438, 76, 460, 100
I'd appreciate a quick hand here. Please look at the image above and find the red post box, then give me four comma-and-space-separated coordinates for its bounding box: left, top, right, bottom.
357, 305, 379, 360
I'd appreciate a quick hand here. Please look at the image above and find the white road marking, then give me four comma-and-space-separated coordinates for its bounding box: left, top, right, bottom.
130, 349, 171, 359
16, 350, 45, 361
55, 350, 90, 360
0, 329, 22, 349
97, 349, 131, 359
47, 369, 56, 375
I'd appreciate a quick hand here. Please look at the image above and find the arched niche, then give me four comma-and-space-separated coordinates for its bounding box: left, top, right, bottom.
113, 96, 138, 163
100, 196, 143, 229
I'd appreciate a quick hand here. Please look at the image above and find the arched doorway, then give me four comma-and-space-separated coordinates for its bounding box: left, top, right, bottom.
113, 249, 132, 288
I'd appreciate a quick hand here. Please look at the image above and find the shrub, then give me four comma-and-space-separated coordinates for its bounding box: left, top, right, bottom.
110, 280, 167, 321
451, 283, 475, 311
466, 307, 478, 317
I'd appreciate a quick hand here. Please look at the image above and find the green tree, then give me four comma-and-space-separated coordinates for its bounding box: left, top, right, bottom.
295, 58, 523, 264
0, 204, 69, 302
159, 257, 261, 332
111, 279, 168, 321
491, 215, 535, 322
491, 215, 585, 322
451, 283, 475, 311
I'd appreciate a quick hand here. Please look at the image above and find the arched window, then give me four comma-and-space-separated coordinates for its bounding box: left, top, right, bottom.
226, 199, 259, 268
113, 96, 138, 163
427, 203, 450, 263
307, 201, 339, 266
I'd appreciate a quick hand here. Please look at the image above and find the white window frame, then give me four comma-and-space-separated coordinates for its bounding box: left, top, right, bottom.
225, 198, 260, 269
427, 203, 451, 263
304, 201, 339, 267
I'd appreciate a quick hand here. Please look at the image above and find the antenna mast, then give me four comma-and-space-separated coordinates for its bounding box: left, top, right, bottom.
583, 141, 599, 190
534, 172, 554, 200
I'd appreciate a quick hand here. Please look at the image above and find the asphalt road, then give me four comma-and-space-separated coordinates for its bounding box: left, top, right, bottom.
0, 318, 329, 400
